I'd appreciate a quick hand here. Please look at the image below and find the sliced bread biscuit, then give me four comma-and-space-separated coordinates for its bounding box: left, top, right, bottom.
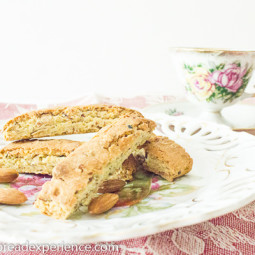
34, 116, 155, 219
140, 136, 193, 182
0, 139, 136, 180
3, 105, 143, 141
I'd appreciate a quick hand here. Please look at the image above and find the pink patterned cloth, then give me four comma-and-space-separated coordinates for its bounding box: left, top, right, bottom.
1, 95, 255, 255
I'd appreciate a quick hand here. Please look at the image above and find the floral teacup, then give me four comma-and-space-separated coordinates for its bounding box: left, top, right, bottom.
171, 48, 255, 123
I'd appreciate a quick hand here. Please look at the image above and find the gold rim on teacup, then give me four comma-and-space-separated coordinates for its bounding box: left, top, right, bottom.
170, 47, 255, 54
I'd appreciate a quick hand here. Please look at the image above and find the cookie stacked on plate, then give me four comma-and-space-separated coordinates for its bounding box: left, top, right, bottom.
0, 105, 193, 219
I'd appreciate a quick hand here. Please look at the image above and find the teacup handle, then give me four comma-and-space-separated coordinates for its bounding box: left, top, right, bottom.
245, 69, 255, 95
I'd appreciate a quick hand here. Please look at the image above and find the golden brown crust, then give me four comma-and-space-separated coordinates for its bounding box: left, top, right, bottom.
0, 139, 83, 157
142, 136, 193, 182
2, 104, 143, 141
0, 139, 83, 175
34, 116, 155, 219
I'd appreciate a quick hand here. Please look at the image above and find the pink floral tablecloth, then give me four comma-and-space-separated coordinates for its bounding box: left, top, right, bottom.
1, 95, 255, 255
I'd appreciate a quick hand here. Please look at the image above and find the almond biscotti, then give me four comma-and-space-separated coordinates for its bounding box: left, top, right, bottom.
2, 105, 143, 141
0, 139, 137, 180
0, 136, 192, 182
140, 136, 193, 182
34, 116, 156, 219
0, 139, 82, 175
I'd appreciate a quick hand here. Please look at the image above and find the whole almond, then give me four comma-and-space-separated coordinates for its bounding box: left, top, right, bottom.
0, 168, 19, 183
88, 193, 119, 215
0, 188, 27, 205
98, 179, 126, 193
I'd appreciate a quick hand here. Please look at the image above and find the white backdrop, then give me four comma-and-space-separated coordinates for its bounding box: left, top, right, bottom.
0, 0, 255, 104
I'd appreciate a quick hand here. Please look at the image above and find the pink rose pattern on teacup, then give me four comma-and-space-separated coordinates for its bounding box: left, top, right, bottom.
209, 64, 246, 93
184, 63, 252, 103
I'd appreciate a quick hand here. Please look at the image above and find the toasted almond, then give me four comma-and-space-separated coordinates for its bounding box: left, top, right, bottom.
0, 168, 19, 183
98, 179, 126, 193
0, 188, 27, 205
88, 193, 119, 215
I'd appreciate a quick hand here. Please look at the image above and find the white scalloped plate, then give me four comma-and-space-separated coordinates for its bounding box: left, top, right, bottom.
1, 114, 255, 243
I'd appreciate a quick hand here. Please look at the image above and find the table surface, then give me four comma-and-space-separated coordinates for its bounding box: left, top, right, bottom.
1, 95, 255, 255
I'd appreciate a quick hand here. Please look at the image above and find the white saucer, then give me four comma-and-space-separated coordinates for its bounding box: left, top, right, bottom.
142, 100, 255, 129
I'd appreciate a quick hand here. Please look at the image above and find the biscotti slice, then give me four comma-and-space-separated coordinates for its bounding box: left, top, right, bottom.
34, 116, 156, 219
0, 139, 137, 179
3, 104, 143, 141
141, 136, 193, 182
0, 139, 83, 175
